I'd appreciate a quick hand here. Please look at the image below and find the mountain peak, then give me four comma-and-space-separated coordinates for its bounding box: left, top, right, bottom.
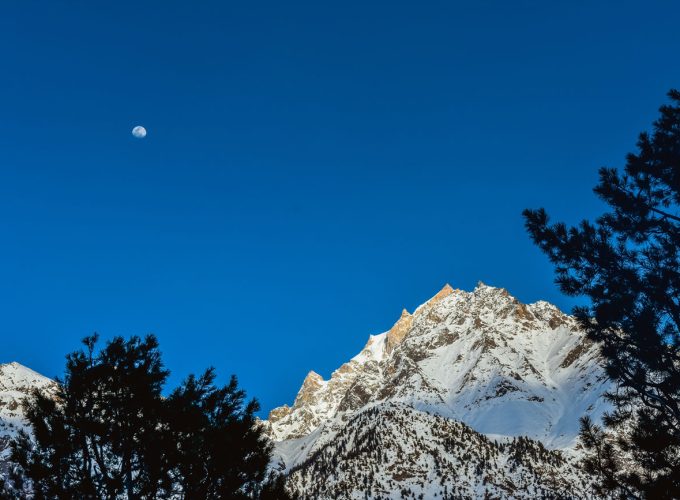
303, 370, 323, 383
292, 371, 325, 409
386, 307, 414, 353
429, 283, 454, 303
1, 361, 27, 371
269, 282, 610, 450
0, 361, 53, 389
474, 280, 508, 293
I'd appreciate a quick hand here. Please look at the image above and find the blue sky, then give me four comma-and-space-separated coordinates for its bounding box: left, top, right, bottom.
1, 1, 679, 415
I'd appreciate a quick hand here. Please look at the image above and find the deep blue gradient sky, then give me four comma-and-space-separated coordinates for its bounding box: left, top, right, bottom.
1, 1, 679, 415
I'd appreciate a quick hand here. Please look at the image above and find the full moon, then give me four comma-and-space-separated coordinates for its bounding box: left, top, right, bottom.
131, 125, 147, 139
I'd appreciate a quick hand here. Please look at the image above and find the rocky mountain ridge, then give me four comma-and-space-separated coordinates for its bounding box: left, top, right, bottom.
267, 283, 613, 498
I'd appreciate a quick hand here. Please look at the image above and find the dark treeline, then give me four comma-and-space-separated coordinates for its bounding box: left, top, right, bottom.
525, 90, 680, 498
0, 334, 291, 499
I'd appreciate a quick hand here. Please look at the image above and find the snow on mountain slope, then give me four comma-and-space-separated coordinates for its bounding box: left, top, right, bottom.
267, 283, 613, 486
0, 362, 56, 463
283, 402, 594, 499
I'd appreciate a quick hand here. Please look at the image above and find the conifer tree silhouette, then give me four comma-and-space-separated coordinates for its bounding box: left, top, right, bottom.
524, 90, 680, 498
5, 334, 291, 499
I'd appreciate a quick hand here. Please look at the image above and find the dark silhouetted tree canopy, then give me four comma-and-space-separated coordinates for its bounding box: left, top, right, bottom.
524, 90, 680, 498
4, 334, 291, 499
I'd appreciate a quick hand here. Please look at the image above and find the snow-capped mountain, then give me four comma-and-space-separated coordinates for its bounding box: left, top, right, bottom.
267, 283, 612, 498
0, 283, 612, 498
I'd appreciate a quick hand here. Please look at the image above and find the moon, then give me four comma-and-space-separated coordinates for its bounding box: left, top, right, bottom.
131, 125, 147, 139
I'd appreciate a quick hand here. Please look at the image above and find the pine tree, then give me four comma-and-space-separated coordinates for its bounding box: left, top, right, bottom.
164, 368, 273, 499
6, 334, 291, 499
10, 334, 170, 499
523, 90, 680, 498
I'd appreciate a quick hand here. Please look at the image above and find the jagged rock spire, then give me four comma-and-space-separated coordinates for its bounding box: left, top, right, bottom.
430, 283, 454, 303
385, 284, 455, 353
293, 371, 325, 408
386, 308, 413, 354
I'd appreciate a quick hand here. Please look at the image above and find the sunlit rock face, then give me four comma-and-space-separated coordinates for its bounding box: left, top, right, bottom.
267, 283, 612, 498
